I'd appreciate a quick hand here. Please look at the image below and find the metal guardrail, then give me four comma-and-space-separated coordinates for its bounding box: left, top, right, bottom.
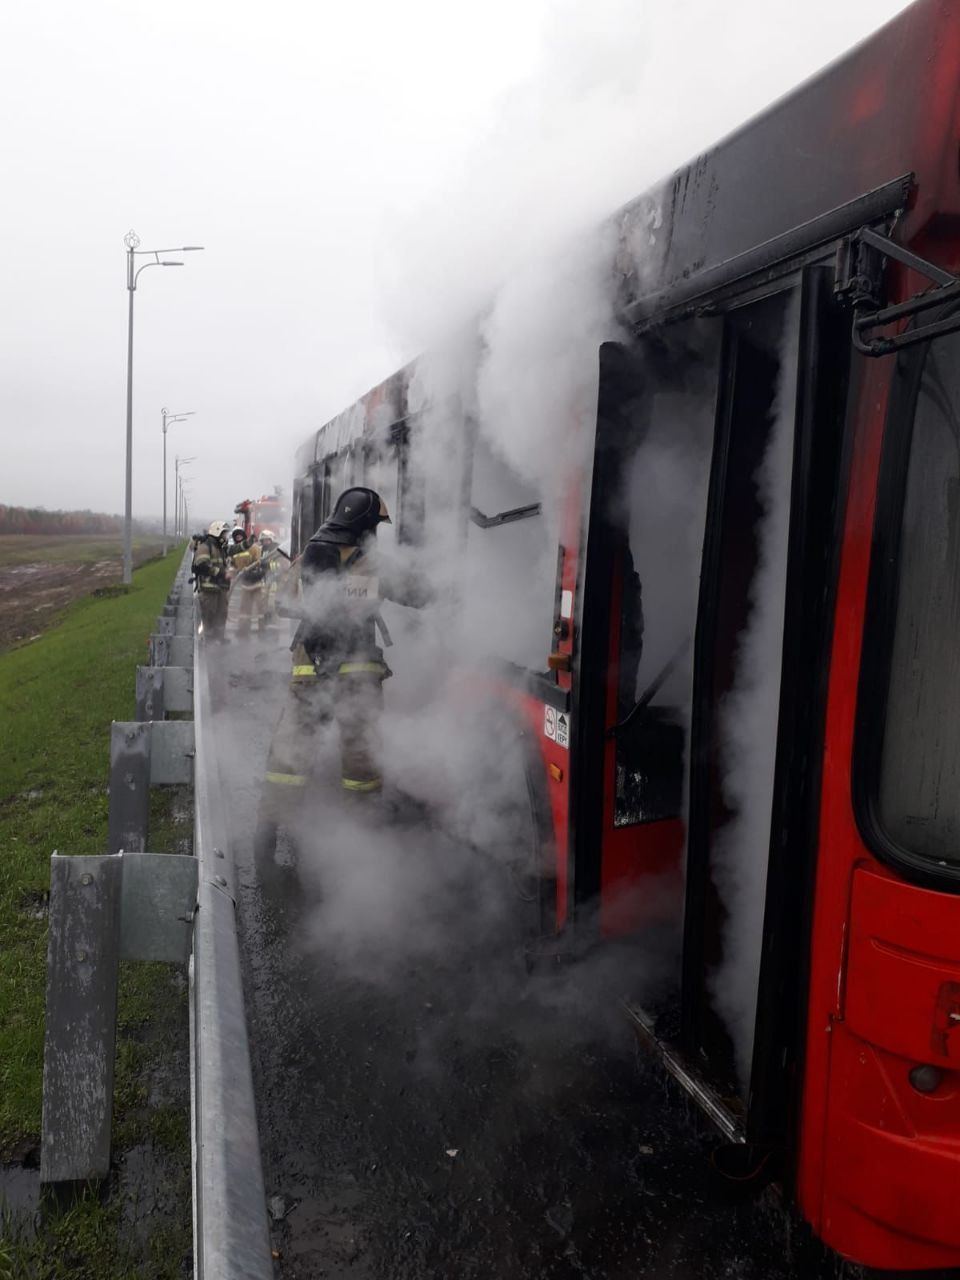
41, 552, 199, 1183
190, 601, 274, 1278
41, 550, 274, 1277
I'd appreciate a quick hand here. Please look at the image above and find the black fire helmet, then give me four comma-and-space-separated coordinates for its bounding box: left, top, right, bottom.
326, 487, 392, 536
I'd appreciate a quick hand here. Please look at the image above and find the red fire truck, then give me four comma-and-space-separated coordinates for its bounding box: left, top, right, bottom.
289, 1, 960, 1268
233, 493, 287, 541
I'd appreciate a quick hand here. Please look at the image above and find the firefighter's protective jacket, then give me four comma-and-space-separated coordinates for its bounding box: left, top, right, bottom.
299, 533, 382, 675
229, 540, 262, 583
191, 535, 229, 590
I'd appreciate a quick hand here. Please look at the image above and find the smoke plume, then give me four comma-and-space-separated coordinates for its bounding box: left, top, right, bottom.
710, 295, 801, 1087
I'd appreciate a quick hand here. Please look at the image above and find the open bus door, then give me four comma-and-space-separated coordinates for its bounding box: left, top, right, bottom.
574, 264, 851, 1152
571, 329, 718, 943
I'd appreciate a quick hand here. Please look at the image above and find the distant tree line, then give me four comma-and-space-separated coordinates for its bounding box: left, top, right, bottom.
0, 505, 123, 535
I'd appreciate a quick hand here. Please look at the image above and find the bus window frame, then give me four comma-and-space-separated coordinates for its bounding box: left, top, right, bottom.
854, 303, 960, 893
297, 471, 317, 551
319, 459, 333, 524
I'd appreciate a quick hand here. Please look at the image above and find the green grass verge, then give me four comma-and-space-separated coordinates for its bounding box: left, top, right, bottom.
0, 550, 192, 1278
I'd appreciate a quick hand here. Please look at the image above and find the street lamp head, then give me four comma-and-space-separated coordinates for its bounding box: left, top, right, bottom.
181, 246, 205, 251
124, 229, 141, 250
164, 411, 195, 431
161, 260, 184, 267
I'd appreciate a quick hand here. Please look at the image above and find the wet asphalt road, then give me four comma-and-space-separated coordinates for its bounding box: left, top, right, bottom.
210, 638, 847, 1280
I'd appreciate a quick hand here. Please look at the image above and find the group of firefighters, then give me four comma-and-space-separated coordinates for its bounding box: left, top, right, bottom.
190, 520, 287, 640
190, 488, 397, 860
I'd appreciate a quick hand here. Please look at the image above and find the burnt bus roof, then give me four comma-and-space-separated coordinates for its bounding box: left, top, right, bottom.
617, 0, 960, 319
299, 0, 960, 472
296, 364, 412, 473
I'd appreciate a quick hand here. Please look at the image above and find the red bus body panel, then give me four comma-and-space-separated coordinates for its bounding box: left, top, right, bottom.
795, 11, 960, 1245
799, 343, 960, 1267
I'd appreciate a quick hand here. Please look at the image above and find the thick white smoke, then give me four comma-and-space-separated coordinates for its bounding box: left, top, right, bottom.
475, 226, 621, 508
710, 295, 801, 1087
622, 353, 718, 705
258, 1, 910, 1025
380, 0, 913, 354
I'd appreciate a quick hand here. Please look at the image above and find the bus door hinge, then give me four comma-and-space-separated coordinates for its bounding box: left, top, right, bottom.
835, 226, 960, 356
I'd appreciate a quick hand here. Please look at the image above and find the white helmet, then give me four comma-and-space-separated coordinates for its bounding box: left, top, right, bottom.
258, 528, 276, 544
208, 519, 228, 537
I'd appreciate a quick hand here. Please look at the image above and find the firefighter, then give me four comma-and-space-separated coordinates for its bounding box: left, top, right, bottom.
257, 529, 286, 633
257, 487, 393, 862
227, 525, 250, 559
228, 526, 264, 637
191, 520, 231, 641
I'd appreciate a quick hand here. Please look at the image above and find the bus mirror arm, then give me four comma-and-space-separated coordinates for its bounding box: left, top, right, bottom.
837, 226, 960, 357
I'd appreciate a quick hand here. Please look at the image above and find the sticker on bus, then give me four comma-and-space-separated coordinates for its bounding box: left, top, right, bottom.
544, 705, 570, 750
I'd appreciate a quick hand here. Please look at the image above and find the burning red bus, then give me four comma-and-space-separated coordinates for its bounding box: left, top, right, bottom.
288, 1, 960, 1268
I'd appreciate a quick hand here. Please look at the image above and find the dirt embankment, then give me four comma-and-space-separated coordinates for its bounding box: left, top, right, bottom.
0, 541, 165, 651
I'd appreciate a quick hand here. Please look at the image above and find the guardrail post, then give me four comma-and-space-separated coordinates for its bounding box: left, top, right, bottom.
108, 721, 195, 852
134, 667, 195, 720
108, 722, 151, 854
41, 852, 198, 1186
150, 631, 193, 666
136, 666, 165, 722
149, 633, 170, 667
41, 854, 122, 1183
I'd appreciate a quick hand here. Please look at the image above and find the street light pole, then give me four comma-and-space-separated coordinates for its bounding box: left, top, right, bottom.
180, 483, 193, 543
161, 409, 194, 554
122, 231, 204, 585
124, 235, 136, 584
175, 454, 197, 539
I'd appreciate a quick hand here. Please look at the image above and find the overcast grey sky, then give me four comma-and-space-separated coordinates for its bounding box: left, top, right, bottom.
1, 0, 913, 526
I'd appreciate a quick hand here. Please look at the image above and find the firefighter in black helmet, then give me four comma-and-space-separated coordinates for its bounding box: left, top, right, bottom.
258, 487, 394, 857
